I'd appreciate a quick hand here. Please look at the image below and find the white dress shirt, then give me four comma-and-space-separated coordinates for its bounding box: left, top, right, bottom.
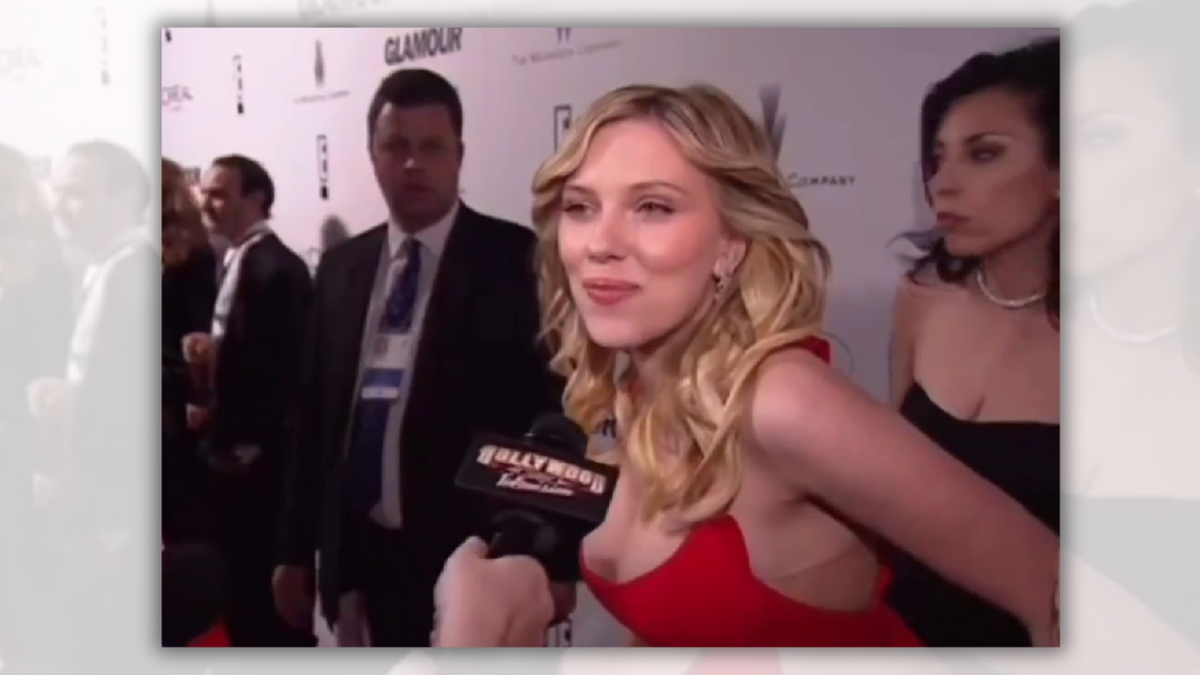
355, 201, 458, 529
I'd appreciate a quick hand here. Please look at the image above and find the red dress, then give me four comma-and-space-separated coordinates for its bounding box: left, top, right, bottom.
582, 336, 923, 647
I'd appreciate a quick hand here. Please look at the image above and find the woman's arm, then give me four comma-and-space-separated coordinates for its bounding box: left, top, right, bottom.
749, 348, 1059, 643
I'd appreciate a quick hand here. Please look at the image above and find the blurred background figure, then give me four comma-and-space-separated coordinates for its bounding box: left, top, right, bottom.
161, 157, 219, 545
1068, 0, 1200, 657
0, 141, 74, 666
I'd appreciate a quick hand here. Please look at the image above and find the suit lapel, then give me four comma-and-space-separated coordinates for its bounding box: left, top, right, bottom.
337, 226, 386, 381
400, 207, 478, 440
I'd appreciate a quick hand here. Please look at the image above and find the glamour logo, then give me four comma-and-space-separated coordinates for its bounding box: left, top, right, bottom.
294, 40, 349, 105
757, 84, 856, 190
553, 104, 573, 152
384, 27, 463, 66
162, 84, 194, 112
512, 27, 622, 67
0, 45, 41, 79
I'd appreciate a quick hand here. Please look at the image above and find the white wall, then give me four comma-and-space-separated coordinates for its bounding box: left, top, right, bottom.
158, 26, 1056, 647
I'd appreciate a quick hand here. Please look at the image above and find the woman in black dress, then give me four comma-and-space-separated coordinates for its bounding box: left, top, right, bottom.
161, 157, 219, 543
886, 37, 1061, 646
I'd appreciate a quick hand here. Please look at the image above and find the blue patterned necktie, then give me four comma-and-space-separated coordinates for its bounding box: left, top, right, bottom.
344, 238, 422, 513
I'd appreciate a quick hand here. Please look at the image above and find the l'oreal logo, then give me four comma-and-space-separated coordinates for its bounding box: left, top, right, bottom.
476, 445, 607, 496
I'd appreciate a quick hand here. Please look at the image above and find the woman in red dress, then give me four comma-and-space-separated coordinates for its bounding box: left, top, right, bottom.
525, 83, 1060, 647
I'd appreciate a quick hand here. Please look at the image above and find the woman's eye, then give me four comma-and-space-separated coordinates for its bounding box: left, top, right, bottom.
637, 201, 674, 216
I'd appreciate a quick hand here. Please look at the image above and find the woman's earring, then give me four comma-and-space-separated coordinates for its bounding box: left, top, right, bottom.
713, 272, 730, 295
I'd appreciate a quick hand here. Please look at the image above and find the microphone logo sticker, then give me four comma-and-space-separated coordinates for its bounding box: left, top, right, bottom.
477, 445, 607, 496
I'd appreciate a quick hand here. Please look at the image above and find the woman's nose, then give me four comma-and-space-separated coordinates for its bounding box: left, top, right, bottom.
584, 211, 629, 260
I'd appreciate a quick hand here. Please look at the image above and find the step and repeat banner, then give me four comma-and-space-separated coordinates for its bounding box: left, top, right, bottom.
160, 25, 1053, 404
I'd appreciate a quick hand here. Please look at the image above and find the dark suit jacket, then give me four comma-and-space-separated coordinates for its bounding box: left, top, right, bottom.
278, 205, 566, 624
204, 233, 313, 484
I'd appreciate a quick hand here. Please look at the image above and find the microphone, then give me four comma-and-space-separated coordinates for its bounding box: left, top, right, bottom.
454, 413, 617, 580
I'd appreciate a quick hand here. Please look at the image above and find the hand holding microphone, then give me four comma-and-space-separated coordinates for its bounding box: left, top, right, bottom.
433, 537, 554, 647
434, 414, 617, 646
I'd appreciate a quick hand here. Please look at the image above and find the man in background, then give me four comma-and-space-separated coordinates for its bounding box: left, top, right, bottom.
188, 154, 314, 646
22, 140, 156, 666
273, 68, 570, 646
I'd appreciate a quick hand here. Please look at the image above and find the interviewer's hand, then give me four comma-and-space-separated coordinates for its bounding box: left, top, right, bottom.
432, 537, 554, 647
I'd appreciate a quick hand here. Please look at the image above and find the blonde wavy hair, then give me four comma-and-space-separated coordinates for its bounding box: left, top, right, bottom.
161, 157, 207, 269
531, 84, 832, 525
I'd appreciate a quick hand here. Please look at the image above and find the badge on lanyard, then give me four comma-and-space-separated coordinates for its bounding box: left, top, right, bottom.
360, 332, 413, 401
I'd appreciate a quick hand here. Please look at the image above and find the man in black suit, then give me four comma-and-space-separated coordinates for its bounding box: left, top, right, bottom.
273, 68, 570, 647
187, 154, 314, 646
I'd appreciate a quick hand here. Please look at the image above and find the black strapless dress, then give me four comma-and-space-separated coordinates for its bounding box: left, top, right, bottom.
887, 383, 1060, 646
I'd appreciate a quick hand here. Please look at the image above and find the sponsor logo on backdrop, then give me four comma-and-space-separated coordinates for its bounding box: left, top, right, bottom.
512, 27, 622, 67
758, 84, 856, 190
233, 54, 244, 114
0, 45, 42, 80
384, 27, 464, 66
553, 104, 573, 152
162, 84, 194, 112
97, 7, 110, 85
163, 28, 172, 43
183, 166, 201, 186
295, 39, 349, 105
316, 134, 330, 200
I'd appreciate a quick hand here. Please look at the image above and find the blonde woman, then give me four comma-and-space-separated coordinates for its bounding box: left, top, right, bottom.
525, 84, 1059, 646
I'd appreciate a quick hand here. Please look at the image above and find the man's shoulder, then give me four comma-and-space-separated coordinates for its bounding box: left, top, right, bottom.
319, 223, 386, 269
464, 206, 535, 245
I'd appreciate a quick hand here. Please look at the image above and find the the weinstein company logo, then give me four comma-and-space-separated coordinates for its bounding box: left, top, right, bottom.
553, 104, 572, 152
556, 27, 572, 43
163, 28, 172, 43
476, 444, 608, 497
513, 27, 621, 67
182, 166, 201, 186
316, 134, 329, 200
758, 83, 856, 190
97, 6, 110, 85
233, 54, 244, 114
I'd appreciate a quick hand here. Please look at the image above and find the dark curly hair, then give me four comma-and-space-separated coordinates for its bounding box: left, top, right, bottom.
903, 36, 1061, 326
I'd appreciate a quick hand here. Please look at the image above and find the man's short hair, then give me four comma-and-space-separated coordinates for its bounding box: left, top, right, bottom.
367, 68, 463, 144
210, 154, 275, 218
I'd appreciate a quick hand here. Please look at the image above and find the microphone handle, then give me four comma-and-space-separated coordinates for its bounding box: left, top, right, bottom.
486, 510, 558, 560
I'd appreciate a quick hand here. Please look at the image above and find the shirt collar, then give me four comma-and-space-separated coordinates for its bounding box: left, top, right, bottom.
387, 200, 458, 260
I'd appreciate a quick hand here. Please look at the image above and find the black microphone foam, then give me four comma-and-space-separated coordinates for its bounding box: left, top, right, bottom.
455, 414, 618, 578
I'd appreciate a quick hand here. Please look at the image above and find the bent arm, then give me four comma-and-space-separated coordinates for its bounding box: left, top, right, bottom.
751, 349, 1059, 643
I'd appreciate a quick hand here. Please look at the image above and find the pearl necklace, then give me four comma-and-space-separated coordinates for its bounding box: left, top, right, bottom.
974, 268, 1045, 309
1086, 294, 1180, 345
